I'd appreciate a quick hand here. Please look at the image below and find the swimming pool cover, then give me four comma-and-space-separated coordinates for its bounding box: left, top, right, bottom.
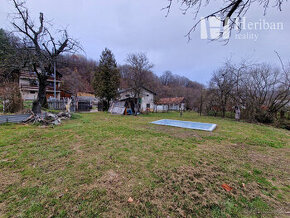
151, 119, 217, 131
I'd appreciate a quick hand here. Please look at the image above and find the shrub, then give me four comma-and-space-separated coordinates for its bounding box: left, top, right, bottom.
254, 111, 274, 124
0, 82, 23, 113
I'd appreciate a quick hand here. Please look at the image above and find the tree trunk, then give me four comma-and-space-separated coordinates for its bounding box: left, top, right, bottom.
32, 75, 47, 114
101, 100, 109, 111
280, 110, 285, 119
106, 99, 110, 111
222, 107, 226, 118
199, 99, 203, 116
199, 89, 203, 116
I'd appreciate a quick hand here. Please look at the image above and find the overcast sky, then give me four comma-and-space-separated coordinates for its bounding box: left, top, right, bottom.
0, 0, 289, 84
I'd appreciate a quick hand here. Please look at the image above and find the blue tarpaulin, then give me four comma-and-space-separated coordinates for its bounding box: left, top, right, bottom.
151, 119, 217, 131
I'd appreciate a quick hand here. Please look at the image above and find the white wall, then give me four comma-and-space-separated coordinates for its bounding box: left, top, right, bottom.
140, 89, 154, 112
118, 88, 155, 112
19, 78, 61, 100
157, 103, 185, 112
21, 91, 37, 101
156, 105, 168, 112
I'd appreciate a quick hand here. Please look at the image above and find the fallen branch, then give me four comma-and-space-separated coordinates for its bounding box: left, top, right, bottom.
23, 111, 71, 125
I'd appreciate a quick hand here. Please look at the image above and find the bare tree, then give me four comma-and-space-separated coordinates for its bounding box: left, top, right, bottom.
164, 0, 285, 40
206, 58, 289, 123
209, 65, 236, 117
10, 0, 80, 113
242, 64, 290, 122
160, 71, 174, 86
126, 53, 153, 114
57, 54, 97, 95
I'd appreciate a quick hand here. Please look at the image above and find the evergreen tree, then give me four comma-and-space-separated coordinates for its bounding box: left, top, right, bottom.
94, 48, 120, 111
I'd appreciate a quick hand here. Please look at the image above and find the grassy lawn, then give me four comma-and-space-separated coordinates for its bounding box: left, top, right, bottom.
0, 100, 32, 115
23, 101, 33, 110
0, 101, 3, 115
0, 112, 289, 217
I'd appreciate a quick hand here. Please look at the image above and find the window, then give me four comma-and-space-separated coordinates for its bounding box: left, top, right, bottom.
146, 104, 150, 108
30, 91, 36, 94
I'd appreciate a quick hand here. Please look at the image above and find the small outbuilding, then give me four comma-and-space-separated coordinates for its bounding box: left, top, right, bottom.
156, 97, 186, 112
76, 92, 99, 111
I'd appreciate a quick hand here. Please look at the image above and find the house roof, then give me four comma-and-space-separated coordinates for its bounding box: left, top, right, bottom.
118, 86, 156, 95
157, 97, 185, 105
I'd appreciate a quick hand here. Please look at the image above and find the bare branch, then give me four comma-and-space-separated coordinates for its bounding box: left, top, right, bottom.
165, 0, 285, 41
275, 50, 286, 73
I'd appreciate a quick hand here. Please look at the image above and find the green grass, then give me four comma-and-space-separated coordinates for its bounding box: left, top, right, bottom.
0, 112, 289, 217
0, 101, 3, 113
23, 100, 33, 110
0, 100, 32, 115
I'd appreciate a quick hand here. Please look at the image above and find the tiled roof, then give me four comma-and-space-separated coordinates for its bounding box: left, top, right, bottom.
157, 97, 185, 105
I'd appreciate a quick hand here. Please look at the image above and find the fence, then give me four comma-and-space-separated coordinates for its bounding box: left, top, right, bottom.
0, 114, 30, 124
47, 98, 92, 112
47, 98, 76, 112
0, 113, 46, 124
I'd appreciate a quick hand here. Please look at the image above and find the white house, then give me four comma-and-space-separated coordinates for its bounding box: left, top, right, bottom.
109, 87, 156, 115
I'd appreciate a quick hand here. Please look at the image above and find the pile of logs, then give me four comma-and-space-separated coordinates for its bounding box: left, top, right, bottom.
23, 112, 71, 125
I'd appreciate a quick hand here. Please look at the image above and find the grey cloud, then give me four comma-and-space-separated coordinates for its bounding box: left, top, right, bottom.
0, 0, 289, 84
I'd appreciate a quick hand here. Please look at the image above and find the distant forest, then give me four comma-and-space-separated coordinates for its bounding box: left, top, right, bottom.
1, 27, 289, 128
54, 53, 205, 111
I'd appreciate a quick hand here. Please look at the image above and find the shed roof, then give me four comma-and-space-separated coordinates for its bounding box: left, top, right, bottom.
157, 97, 185, 105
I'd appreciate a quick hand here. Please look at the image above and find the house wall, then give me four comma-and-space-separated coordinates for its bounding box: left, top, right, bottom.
157, 103, 185, 112
118, 88, 155, 112
156, 105, 168, 112
140, 89, 154, 112
19, 78, 38, 100
19, 76, 61, 101
46, 92, 61, 100
21, 90, 38, 100
168, 103, 185, 111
